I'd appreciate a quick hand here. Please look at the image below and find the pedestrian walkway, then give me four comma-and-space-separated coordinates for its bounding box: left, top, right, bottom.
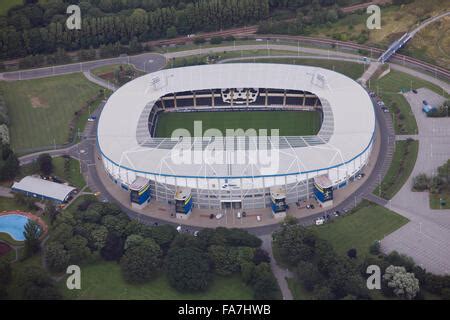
259, 234, 293, 300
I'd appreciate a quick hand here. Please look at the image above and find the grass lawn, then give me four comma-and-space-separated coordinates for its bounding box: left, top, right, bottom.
287, 277, 315, 300
373, 140, 419, 200
17, 156, 86, 189
0, 0, 22, 16
0, 196, 35, 213
0, 73, 104, 153
312, 201, 409, 260
155, 110, 321, 137
52, 157, 86, 189
430, 192, 450, 209
60, 261, 254, 300
368, 70, 448, 135
65, 194, 97, 213
0, 232, 23, 246
226, 58, 365, 80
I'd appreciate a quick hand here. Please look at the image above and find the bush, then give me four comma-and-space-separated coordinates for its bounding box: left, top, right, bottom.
101, 232, 125, 261
0, 261, 12, 285
412, 173, 430, 191
369, 241, 381, 255
120, 239, 162, 283
166, 246, 211, 292
45, 242, 70, 273
37, 153, 53, 176
209, 36, 223, 44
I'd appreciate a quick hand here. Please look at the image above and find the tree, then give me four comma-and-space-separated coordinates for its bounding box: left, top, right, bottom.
45, 242, 70, 273
385, 251, 415, 271
272, 224, 316, 265
0, 261, 12, 285
208, 245, 239, 276
101, 232, 125, 261
124, 234, 145, 250
65, 235, 91, 264
295, 261, 322, 292
251, 262, 279, 300
24, 219, 41, 256
45, 202, 58, 225
18, 266, 61, 300
166, 26, 178, 38
383, 265, 419, 300
347, 248, 357, 259
369, 240, 381, 255
0, 142, 19, 181
37, 153, 53, 176
313, 285, 334, 300
167, 246, 211, 292
252, 248, 270, 265
120, 239, 162, 283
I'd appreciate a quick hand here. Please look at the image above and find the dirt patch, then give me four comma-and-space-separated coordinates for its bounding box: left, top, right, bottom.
29, 95, 48, 108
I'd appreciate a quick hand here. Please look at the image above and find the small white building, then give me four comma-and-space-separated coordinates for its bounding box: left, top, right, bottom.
12, 176, 77, 203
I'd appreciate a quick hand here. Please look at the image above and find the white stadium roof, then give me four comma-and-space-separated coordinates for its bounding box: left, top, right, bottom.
97, 63, 375, 179
12, 176, 76, 202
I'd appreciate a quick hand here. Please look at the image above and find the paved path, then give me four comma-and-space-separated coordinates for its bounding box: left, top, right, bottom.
0, 186, 13, 198
358, 61, 382, 85
381, 88, 450, 275
260, 234, 293, 300
0, 52, 166, 81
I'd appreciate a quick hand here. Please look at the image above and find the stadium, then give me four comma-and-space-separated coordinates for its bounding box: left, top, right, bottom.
97, 63, 375, 218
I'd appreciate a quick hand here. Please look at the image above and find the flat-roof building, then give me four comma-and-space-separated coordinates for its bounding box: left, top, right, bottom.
12, 176, 76, 203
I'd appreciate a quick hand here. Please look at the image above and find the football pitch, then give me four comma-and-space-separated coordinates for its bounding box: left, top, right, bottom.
155, 110, 321, 137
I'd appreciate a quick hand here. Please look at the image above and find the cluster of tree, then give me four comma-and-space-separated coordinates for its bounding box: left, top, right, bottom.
0, 93, 10, 145
273, 221, 369, 300
0, 140, 19, 181
0, 0, 269, 60
0, 261, 12, 299
413, 159, 449, 195
427, 100, 450, 118
258, 1, 344, 37
43, 198, 279, 299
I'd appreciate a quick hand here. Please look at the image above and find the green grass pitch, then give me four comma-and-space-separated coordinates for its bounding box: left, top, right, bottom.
155, 110, 321, 137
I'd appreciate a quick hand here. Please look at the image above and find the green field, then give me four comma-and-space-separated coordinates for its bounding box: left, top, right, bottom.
60, 261, 254, 300
52, 157, 86, 189
373, 140, 419, 200
368, 70, 448, 135
0, 196, 36, 213
312, 201, 409, 260
0, 0, 22, 16
155, 110, 321, 137
0, 73, 104, 153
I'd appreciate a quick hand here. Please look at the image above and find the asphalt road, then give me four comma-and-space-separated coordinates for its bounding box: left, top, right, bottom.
0, 52, 166, 81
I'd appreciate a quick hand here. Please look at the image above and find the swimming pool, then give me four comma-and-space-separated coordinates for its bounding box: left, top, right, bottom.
0, 214, 32, 241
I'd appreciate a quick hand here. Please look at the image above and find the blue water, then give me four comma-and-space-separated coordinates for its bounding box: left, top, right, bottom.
0, 214, 31, 241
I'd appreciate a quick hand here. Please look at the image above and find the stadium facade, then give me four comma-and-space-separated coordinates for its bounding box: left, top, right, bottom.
97, 63, 375, 212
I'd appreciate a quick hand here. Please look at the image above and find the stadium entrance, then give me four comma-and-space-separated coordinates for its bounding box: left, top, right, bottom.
221, 200, 242, 210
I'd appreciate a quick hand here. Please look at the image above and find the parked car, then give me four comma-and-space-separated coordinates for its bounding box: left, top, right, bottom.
215, 213, 223, 220
315, 218, 325, 225
412, 89, 418, 94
